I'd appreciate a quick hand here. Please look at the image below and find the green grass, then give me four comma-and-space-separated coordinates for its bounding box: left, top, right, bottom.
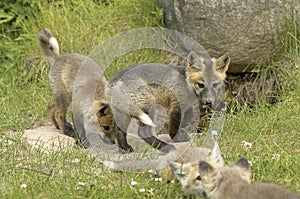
222, 90, 300, 191
0, 133, 181, 198
0, 0, 300, 198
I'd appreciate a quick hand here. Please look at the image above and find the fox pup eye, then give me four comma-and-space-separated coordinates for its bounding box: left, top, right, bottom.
103, 126, 110, 131
197, 83, 205, 89
49, 46, 54, 51
196, 175, 201, 181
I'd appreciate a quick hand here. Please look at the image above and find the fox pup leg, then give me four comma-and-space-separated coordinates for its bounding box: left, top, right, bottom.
169, 110, 189, 142
168, 109, 180, 139
53, 94, 76, 138
138, 124, 176, 153
55, 109, 75, 137
47, 101, 60, 130
116, 127, 134, 153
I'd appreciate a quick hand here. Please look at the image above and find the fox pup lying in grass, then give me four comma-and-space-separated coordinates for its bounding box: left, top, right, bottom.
198, 157, 300, 199
168, 138, 224, 197
103, 132, 224, 197
38, 28, 115, 143
106, 52, 230, 153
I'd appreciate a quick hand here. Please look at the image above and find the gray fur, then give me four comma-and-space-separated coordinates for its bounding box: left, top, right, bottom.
199, 158, 300, 199
105, 63, 200, 153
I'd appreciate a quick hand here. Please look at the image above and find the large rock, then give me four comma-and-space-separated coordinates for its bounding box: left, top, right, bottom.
159, 0, 300, 72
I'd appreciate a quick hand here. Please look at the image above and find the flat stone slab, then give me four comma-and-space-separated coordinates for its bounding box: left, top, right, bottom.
22, 125, 76, 153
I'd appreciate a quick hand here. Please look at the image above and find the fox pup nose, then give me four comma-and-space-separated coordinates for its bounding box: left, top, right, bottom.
205, 100, 212, 105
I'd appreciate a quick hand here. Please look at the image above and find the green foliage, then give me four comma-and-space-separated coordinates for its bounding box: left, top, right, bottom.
0, 0, 164, 132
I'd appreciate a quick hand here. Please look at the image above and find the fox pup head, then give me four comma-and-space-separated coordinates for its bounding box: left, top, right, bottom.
38, 28, 60, 57
168, 142, 224, 196
186, 51, 230, 111
94, 100, 116, 144
199, 157, 252, 198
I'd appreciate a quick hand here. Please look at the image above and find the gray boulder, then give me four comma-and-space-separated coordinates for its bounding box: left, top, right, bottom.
159, 0, 300, 72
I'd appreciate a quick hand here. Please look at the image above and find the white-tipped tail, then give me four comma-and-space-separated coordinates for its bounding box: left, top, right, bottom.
139, 113, 156, 127
49, 36, 60, 55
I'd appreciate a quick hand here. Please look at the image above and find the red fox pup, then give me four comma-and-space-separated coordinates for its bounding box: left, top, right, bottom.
38, 28, 115, 143
106, 52, 230, 153
198, 157, 300, 199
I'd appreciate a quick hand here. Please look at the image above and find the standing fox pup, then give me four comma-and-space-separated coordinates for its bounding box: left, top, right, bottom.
198, 157, 300, 199
106, 52, 230, 153
38, 28, 115, 142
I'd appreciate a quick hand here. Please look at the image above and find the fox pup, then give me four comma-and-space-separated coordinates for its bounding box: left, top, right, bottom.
38, 28, 115, 143
71, 56, 116, 146
167, 136, 224, 197
198, 157, 300, 199
106, 63, 199, 153
105, 52, 230, 153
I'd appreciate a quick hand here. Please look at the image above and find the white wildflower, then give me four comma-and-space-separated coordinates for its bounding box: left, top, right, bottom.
139, 188, 146, 193
241, 141, 253, 148
20, 184, 27, 189
272, 153, 280, 160
211, 130, 218, 136
71, 158, 80, 163
154, 177, 162, 182
149, 188, 155, 192
147, 169, 156, 174
130, 180, 138, 186
76, 182, 86, 186
169, 180, 175, 184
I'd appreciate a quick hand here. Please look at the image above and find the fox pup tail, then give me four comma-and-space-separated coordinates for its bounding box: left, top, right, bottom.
125, 99, 157, 127
102, 158, 167, 172
138, 112, 156, 127
38, 28, 60, 57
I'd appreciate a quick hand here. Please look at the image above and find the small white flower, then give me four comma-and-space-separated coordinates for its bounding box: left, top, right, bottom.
147, 169, 155, 174
71, 158, 80, 163
272, 153, 280, 160
241, 141, 253, 148
139, 188, 146, 193
20, 184, 27, 189
154, 177, 162, 182
76, 182, 86, 186
169, 180, 175, 184
7, 140, 13, 145
211, 130, 218, 136
149, 188, 155, 192
130, 180, 138, 186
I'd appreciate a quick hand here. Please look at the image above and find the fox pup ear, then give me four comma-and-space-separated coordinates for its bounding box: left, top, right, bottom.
214, 53, 230, 74
235, 157, 250, 169
199, 161, 214, 173
186, 51, 205, 71
94, 100, 109, 117
168, 160, 186, 179
234, 157, 252, 183
208, 139, 225, 167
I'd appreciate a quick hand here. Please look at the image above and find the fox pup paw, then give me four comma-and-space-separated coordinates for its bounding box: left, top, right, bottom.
119, 145, 134, 154
63, 123, 77, 138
